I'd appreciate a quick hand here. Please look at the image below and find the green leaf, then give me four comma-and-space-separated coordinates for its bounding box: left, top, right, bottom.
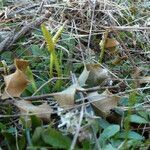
32, 127, 45, 146
41, 127, 71, 149
18, 134, 26, 150
82, 140, 92, 150
1, 51, 13, 63
0, 122, 6, 131
30, 45, 44, 56
117, 131, 144, 140
99, 125, 120, 146
30, 115, 42, 130
2, 132, 16, 150
138, 111, 149, 121
98, 118, 110, 129
102, 143, 116, 150
128, 114, 148, 124
7, 127, 16, 134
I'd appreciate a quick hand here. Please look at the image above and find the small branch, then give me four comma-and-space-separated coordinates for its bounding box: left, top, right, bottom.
100, 26, 150, 31
36, 2, 44, 14
77, 85, 119, 92
70, 72, 85, 150
70, 105, 84, 150
0, 93, 56, 104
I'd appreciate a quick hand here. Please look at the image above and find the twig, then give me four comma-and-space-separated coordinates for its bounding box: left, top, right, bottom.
70, 105, 84, 150
70, 72, 85, 150
1, 85, 150, 105
0, 93, 56, 104
0, 12, 51, 54
99, 26, 150, 31
36, 1, 44, 14
77, 85, 119, 92
87, 0, 96, 57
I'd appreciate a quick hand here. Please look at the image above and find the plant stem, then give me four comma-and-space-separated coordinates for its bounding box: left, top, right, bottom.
26, 128, 32, 147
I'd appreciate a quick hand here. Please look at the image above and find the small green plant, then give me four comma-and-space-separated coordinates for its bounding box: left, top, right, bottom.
41, 22, 66, 89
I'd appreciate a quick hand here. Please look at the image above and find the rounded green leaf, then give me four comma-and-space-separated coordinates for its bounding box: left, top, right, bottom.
99, 125, 120, 145
42, 127, 71, 149
129, 115, 148, 124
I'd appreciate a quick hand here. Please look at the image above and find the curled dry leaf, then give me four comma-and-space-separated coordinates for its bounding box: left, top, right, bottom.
54, 84, 77, 108
54, 84, 83, 108
15, 100, 52, 121
15, 59, 29, 72
87, 90, 120, 118
78, 63, 109, 87
2, 59, 29, 99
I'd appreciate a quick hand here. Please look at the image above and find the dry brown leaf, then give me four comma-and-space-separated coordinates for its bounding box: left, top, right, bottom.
15, 100, 52, 121
2, 59, 29, 99
139, 76, 150, 84
88, 90, 120, 118
15, 59, 29, 72
112, 55, 128, 65
54, 84, 83, 108
132, 67, 150, 85
104, 38, 119, 48
79, 64, 109, 86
